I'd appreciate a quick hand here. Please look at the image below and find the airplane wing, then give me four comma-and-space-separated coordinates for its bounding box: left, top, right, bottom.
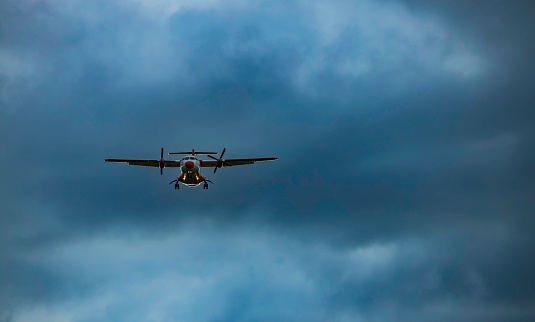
105, 159, 182, 167
200, 157, 278, 167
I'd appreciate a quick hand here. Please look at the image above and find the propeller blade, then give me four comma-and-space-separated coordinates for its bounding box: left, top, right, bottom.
220, 148, 226, 158
222, 161, 232, 167
207, 155, 218, 161
214, 167, 218, 174
159, 147, 165, 175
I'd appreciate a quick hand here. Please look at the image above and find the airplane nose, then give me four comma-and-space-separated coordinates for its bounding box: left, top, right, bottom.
185, 161, 194, 169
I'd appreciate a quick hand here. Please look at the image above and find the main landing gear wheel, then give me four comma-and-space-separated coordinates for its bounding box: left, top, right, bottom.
170, 179, 179, 190
203, 179, 213, 190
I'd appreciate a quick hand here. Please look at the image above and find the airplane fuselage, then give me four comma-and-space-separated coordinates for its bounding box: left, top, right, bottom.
177, 156, 205, 186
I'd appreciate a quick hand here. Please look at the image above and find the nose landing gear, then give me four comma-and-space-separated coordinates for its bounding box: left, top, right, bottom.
170, 179, 212, 190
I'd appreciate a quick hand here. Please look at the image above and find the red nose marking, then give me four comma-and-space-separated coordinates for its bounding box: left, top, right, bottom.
185, 161, 194, 169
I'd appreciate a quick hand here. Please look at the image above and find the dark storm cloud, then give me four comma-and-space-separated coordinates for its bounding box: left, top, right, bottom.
3, 222, 534, 321
1, 0, 534, 321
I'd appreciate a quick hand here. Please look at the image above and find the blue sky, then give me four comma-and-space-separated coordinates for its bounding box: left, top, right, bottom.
1, 1, 534, 321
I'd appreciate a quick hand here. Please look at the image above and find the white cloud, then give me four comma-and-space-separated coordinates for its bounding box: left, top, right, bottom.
10, 295, 114, 322
132, 0, 250, 20
12, 221, 431, 321
6, 213, 531, 322
294, 0, 486, 89
0, 50, 38, 79
1, 0, 487, 97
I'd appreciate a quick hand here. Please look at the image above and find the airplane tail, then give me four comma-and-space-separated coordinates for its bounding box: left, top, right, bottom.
168, 148, 217, 156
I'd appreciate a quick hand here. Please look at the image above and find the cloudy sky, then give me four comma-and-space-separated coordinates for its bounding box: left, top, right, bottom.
1, 0, 534, 321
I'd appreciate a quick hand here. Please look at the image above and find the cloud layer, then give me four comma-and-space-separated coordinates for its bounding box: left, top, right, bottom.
1, 0, 534, 321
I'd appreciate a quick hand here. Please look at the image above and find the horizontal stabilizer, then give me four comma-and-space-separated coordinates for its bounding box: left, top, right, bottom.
168, 152, 218, 155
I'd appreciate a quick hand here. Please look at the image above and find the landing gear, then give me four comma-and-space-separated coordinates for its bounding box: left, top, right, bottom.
203, 179, 213, 190
170, 179, 180, 190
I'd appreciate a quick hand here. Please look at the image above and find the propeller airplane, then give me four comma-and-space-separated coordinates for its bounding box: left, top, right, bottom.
105, 148, 278, 189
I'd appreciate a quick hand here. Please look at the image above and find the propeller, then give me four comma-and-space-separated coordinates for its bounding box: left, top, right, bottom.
159, 147, 165, 175
207, 148, 232, 173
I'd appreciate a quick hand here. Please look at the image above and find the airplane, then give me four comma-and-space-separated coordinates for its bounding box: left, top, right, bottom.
105, 148, 278, 189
